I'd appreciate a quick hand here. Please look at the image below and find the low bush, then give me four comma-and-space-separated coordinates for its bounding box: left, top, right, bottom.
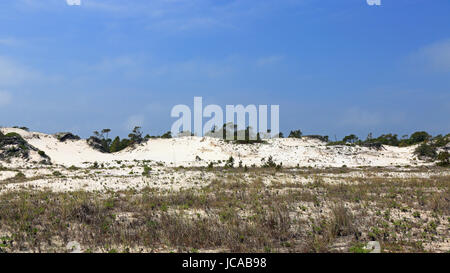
414, 143, 437, 159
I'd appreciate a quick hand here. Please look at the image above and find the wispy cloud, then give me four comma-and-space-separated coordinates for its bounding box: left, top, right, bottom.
257, 55, 285, 67
85, 0, 240, 32
13, 0, 293, 32
0, 38, 21, 47
0, 56, 38, 86
408, 39, 450, 73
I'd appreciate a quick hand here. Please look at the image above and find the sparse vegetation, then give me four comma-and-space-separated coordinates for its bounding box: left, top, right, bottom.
0, 165, 447, 253
0, 127, 449, 253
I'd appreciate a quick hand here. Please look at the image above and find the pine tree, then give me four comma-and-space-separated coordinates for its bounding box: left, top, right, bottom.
110, 136, 121, 153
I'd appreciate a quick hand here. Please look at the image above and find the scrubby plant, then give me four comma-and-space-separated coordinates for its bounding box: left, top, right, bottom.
409, 131, 432, 144
437, 152, 449, 167
12, 126, 29, 131
343, 134, 358, 144
330, 204, 356, 237
432, 134, 450, 147
349, 242, 370, 253
207, 162, 214, 169
219, 124, 264, 144
367, 134, 399, 146
38, 150, 48, 158
305, 135, 329, 142
128, 126, 143, 144
288, 130, 302, 139
4, 132, 22, 139
14, 171, 26, 180
161, 131, 172, 139
142, 165, 152, 176
262, 156, 282, 169
224, 156, 235, 168
414, 143, 437, 159
68, 165, 79, 171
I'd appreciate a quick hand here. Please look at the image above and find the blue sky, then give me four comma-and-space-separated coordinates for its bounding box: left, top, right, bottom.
0, 0, 449, 139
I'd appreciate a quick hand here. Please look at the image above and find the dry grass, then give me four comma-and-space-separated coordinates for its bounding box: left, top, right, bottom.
0, 166, 448, 253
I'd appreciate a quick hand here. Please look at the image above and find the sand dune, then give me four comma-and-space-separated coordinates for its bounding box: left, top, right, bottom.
0, 127, 425, 168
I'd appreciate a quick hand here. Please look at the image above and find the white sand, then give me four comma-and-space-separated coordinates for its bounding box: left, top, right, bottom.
1, 127, 425, 168
0, 127, 445, 193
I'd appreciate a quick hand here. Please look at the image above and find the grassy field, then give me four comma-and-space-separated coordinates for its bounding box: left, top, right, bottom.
0, 166, 449, 253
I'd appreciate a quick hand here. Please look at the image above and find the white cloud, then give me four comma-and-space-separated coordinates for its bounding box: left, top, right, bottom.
0, 91, 12, 106
410, 39, 450, 72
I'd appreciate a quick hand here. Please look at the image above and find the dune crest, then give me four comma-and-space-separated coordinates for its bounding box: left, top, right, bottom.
0, 127, 423, 168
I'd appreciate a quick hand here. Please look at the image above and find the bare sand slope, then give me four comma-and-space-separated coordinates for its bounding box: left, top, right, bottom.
1, 128, 424, 168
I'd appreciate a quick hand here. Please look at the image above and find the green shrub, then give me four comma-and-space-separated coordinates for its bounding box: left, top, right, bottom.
432, 134, 450, 147
68, 165, 79, 171
224, 156, 234, 168
343, 134, 358, 144
4, 132, 23, 139
161, 131, 172, 139
142, 165, 152, 176
414, 143, 437, 159
370, 134, 399, 146
349, 242, 370, 253
410, 131, 432, 144
305, 135, 329, 142
288, 130, 302, 139
207, 162, 214, 169
38, 150, 47, 158
327, 141, 346, 146
14, 172, 26, 180
262, 156, 282, 169
437, 152, 449, 167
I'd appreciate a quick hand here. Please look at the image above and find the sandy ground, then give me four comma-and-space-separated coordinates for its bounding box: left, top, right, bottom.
0, 128, 448, 253
0, 127, 441, 193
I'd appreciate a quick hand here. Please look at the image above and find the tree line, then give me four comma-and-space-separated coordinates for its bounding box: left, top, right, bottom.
90, 127, 172, 153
